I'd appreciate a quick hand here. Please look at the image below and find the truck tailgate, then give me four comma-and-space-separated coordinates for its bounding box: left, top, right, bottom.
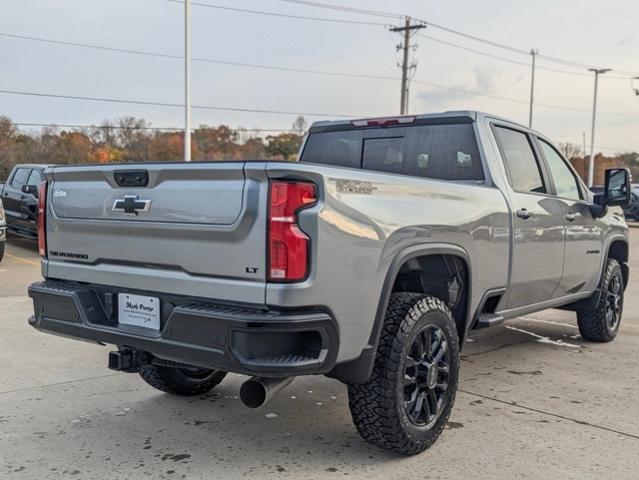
44, 162, 268, 304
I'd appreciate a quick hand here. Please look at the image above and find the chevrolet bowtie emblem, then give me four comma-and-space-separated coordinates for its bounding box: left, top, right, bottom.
112, 195, 152, 216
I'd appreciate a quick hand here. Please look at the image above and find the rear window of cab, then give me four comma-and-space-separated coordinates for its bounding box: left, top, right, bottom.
300, 123, 484, 181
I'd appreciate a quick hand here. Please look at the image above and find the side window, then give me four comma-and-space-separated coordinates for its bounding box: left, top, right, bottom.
301, 130, 362, 169
402, 124, 484, 181
538, 139, 582, 201
26, 169, 42, 187
10, 168, 30, 189
493, 126, 546, 194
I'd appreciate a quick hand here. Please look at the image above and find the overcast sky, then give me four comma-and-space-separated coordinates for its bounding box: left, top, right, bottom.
1, 0, 638, 152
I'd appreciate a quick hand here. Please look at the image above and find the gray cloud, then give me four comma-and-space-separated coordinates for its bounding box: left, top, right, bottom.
417, 64, 501, 105
615, 35, 637, 47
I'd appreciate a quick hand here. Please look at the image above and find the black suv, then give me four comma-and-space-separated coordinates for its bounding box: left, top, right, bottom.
1, 164, 54, 239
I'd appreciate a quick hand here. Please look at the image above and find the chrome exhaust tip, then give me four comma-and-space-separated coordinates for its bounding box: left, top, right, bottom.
239, 377, 294, 409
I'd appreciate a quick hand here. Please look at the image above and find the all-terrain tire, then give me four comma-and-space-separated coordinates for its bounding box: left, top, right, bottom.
139, 365, 227, 396
577, 258, 624, 342
347, 293, 460, 455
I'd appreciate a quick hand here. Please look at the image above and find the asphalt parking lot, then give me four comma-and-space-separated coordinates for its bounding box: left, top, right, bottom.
1, 234, 638, 479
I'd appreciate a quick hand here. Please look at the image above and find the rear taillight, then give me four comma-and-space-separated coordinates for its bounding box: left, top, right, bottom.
268, 181, 317, 282
37, 180, 47, 258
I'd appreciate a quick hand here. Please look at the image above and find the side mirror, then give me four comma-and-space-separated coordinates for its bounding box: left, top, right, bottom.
21, 184, 39, 197
593, 168, 631, 207
604, 168, 631, 207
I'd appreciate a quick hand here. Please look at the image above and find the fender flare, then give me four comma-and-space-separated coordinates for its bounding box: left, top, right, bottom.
601, 234, 630, 287
327, 243, 472, 384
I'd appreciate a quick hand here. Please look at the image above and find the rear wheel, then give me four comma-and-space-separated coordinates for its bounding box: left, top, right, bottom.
577, 258, 624, 342
347, 293, 460, 455
0, 242, 4, 261
139, 364, 227, 396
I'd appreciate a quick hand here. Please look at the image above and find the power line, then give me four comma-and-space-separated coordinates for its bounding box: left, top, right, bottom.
3, 84, 637, 119
274, 0, 639, 77
12, 122, 294, 132
4, 30, 628, 86
0, 32, 182, 60
160, 0, 387, 26
417, 33, 616, 79
276, 0, 400, 19
5, 31, 638, 117
0, 88, 363, 118
0, 31, 399, 79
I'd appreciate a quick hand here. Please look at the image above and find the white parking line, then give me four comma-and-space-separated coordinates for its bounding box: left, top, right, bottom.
505, 325, 582, 348
517, 316, 579, 329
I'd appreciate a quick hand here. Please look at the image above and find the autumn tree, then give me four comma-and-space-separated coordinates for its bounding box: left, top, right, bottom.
265, 133, 303, 160
193, 125, 239, 160
90, 120, 118, 148
53, 131, 93, 164
116, 117, 152, 162
0, 116, 17, 178
239, 137, 266, 159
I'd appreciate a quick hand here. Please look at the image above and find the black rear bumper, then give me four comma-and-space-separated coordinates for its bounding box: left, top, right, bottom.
28, 281, 338, 377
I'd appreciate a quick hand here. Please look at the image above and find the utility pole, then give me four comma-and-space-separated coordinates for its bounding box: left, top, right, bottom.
390, 17, 425, 115
587, 68, 610, 187
184, 0, 192, 162
528, 48, 538, 128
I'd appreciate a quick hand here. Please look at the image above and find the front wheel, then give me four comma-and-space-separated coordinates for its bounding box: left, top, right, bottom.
0, 242, 4, 262
139, 364, 227, 396
348, 293, 460, 455
577, 258, 624, 342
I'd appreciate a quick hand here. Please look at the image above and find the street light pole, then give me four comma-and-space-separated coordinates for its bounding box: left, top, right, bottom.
528, 48, 538, 128
587, 68, 610, 187
184, 0, 192, 162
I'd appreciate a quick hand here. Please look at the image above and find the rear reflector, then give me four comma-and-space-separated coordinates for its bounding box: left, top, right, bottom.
268, 181, 317, 282
37, 180, 47, 258
351, 116, 416, 128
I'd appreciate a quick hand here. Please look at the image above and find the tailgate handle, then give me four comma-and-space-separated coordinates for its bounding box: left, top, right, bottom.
114, 170, 149, 187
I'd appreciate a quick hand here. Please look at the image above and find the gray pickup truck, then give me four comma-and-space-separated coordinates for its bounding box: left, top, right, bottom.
28, 111, 630, 455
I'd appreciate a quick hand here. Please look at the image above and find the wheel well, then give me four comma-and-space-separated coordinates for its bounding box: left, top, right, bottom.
608, 240, 629, 288
391, 254, 469, 343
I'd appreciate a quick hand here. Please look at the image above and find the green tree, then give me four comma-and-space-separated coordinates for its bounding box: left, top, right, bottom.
265, 133, 303, 160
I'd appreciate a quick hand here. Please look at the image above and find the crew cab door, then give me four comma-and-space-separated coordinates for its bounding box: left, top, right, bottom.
534, 137, 603, 295
492, 125, 565, 309
21, 169, 42, 230
2, 167, 32, 231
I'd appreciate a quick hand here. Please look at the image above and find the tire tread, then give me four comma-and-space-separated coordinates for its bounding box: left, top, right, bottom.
577, 258, 623, 342
347, 292, 459, 455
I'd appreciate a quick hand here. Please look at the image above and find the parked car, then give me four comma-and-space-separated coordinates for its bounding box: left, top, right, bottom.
1, 164, 54, 239
0, 198, 6, 261
622, 186, 639, 220
27, 112, 630, 455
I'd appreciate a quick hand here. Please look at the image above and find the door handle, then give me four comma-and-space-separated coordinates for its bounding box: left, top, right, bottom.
565, 213, 577, 222
516, 208, 531, 219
